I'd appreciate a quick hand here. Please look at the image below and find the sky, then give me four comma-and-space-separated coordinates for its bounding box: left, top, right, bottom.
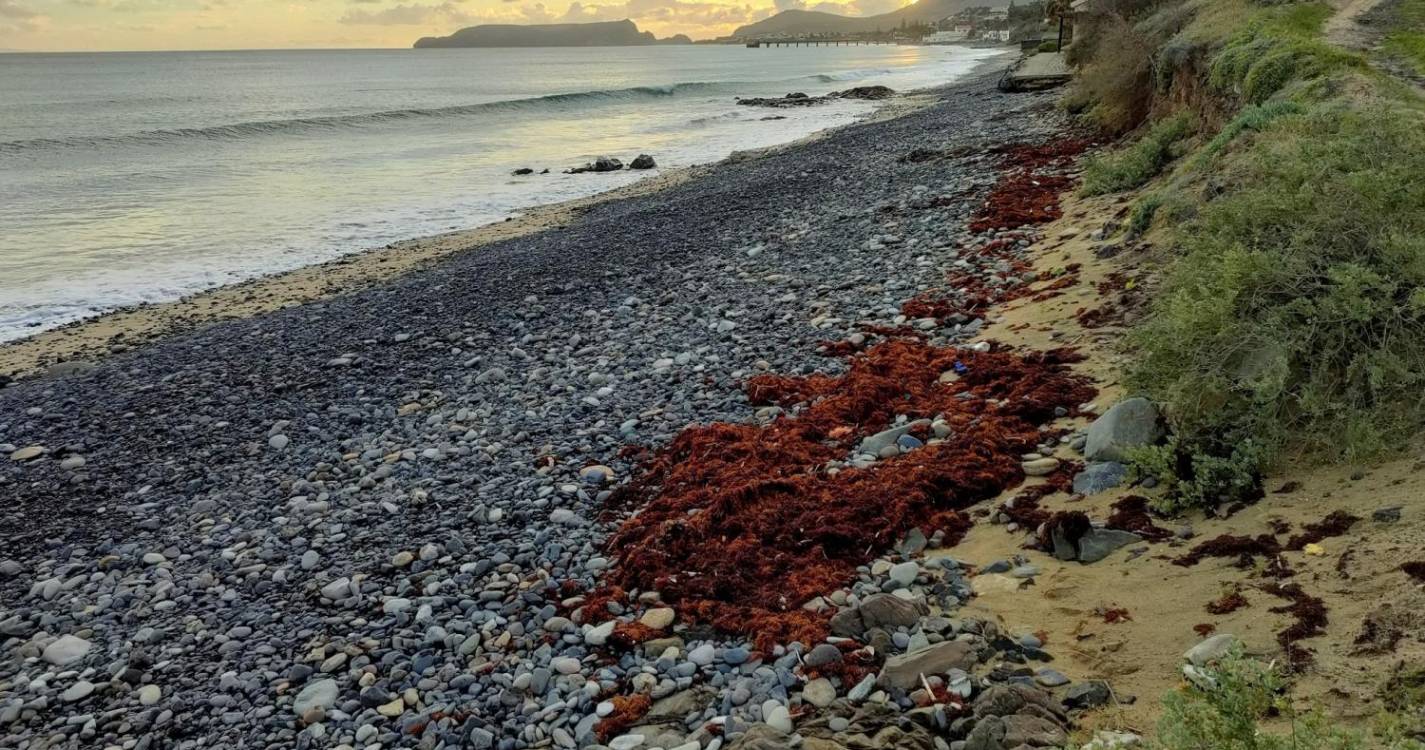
0, 0, 915, 51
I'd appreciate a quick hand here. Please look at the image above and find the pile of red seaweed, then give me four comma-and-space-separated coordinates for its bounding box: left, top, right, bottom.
969, 138, 1091, 233
593, 338, 1095, 650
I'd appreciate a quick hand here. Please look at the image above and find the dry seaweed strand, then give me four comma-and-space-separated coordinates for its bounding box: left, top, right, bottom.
1105, 495, 1173, 542
1173, 534, 1284, 569
1206, 587, 1249, 615
1261, 582, 1328, 670
1283, 510, 1360, 551
594, 339, 1095, 650
1100, 607, 1132, 624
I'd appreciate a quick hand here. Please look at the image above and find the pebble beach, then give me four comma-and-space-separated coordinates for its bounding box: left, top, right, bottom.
0, 69, 1114, 750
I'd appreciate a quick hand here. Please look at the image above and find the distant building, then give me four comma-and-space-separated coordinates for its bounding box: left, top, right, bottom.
924, 29, 969, 44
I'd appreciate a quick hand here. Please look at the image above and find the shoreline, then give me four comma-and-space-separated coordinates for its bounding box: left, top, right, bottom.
0, 65, 1127, 749
0, 55, 1008, 379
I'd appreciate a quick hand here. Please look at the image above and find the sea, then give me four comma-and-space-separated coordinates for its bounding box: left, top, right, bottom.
0, 45, 1005, 342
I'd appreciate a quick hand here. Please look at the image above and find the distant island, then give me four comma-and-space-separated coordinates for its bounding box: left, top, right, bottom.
732, 0, 1006, 39
413, 19, 691, 48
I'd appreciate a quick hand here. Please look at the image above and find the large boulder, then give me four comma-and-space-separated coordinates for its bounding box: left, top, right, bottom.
878, 640, 977, 690
1084, 397, 1163, 462
630, 154, 657, 170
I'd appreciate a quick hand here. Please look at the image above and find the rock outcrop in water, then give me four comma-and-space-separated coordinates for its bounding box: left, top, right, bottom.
414, 19, 691, 48
737, 86, 897, 108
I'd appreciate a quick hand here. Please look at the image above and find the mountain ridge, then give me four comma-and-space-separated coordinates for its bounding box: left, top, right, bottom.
414, 19, 691, 48
731, 0, 1009, 39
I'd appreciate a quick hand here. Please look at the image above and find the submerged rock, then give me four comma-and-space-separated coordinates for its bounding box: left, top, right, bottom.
568, 156, 624, 174
834, 85, 895, 100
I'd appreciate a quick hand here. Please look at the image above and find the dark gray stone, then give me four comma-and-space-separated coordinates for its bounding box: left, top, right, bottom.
1084, 397, 1163, 462
1072, 462, 1127, 495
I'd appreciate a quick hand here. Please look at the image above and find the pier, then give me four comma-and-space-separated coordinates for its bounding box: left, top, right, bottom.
744, 38, 895, 48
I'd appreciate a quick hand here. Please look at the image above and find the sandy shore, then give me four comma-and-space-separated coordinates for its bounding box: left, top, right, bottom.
0, 167, 701, 377
0, 83, 968, 379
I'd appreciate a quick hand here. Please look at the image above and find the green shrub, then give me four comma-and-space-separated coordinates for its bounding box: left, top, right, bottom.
1128, 437, 1264, 514
1081, 113, 1196, 195
1201, 100, 1304, 158
1038, 39, 1060, 53
1152, 653, 1425, 750
1130, 107, 1425, 474
1127, 194, 1165, 237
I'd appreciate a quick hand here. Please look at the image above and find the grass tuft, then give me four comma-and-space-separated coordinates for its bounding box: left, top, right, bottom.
1081, 114, 1196, 195
1384, 0, 1425, 75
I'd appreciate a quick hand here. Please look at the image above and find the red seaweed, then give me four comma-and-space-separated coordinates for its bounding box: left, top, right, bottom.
1173, 534, 1283, 570
594, 694, 652, 741
1206, 588, 1249, 615
1105, 495, 1173, 542
968, 138, 1090, 234
593, 338, 1095, 650
1283, 510, 1360, 551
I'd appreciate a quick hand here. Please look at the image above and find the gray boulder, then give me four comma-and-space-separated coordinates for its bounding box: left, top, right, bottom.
858, 593, 928, 631
630, 154, 656, 170
1084, 397, 1163, 462
830, 593, 927, 638
878, 640, 977, 690
1076, 528, 1141, 563
1072, 462, 1128, 495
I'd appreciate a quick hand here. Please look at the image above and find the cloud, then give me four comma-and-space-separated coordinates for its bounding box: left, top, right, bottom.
0, 0, 45, 33
772, 0, 804, 10
800, 0, 908, 16
0, 0, 38, 18
340, 1, 473, 25
846, 0, 904, 15
338, 0, 770, 37
558, 0, 764, 29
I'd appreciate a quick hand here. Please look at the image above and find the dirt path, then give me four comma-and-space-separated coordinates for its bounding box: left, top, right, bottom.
1326, 0, 1389, 49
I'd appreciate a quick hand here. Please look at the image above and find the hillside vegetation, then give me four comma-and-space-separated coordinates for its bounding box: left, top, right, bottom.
1065, 0, 1425, 511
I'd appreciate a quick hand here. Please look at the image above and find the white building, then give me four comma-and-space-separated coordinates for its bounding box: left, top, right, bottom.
924, 29, 968, 44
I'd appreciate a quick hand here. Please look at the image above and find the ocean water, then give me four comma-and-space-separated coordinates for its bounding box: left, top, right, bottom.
0, 45, 1005, 342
